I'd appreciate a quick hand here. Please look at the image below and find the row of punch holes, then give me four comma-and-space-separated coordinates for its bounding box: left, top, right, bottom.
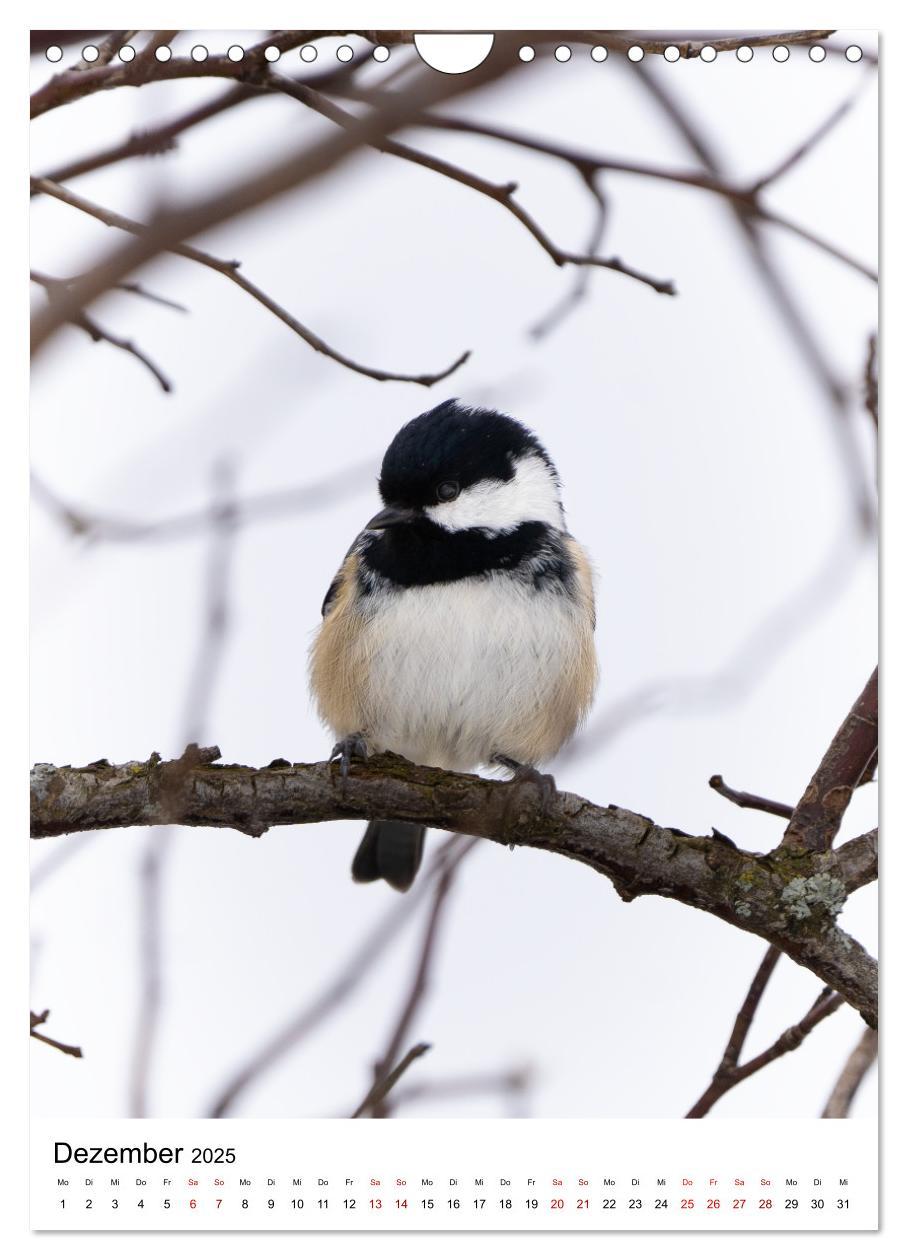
45, 41, 865, 66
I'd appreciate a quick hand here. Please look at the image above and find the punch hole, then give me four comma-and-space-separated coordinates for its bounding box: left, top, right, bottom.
554, 45, 571, 63
190, 45, 208, 63
663, 46, 680, 63
264, 45, 280, 62
300, 45, 317, 63
373, 45, 390, 62
845, 45, 863, 62
518, 46, 535, 62
627, 45, 645, 63
700, 45, 717, 63
809, 46, 826, 62
118, 45, 136, 62
337, 45, 354, 62
413, 33, 494, 74
591, 46, 608, 63
773, 46, 790, 63
227, 45, 244, 62
736, 46, 754, 63
45, 45, 63, 63
155, 46, 172, 62
82, 45, 99, 63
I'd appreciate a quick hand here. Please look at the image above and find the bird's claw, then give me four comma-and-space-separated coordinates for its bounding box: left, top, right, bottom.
330, 732, 369, 784
492, 754, 557, 822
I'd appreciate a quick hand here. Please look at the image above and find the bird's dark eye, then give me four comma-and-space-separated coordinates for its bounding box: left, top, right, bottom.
436, 480, 460, 503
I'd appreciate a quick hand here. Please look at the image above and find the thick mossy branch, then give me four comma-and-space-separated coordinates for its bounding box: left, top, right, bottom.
30, 747, 878, 1025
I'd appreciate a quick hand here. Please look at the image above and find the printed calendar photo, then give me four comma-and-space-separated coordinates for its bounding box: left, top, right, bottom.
27, 21, 879, 1235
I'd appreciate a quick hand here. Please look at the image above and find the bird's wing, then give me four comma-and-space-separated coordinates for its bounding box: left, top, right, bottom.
321, 533, 367, 618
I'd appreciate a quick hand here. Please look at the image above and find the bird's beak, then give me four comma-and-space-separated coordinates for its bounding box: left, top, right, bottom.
365, 505, 421, 530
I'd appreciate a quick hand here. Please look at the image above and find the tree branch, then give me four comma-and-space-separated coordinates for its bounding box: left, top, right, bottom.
709, 775, 793, 819
687, 986, 844, 1117
31, 176, 469, 387
30, 1009, 83, 1059
30, 37, 524, 357
30, 749, 878, 1024
822, 1026, 878, 1117
780, 667, 878, 853
351, 1042, 431, 1118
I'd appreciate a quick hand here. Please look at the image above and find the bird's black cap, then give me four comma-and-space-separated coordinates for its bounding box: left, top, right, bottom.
378, 399, 554, 509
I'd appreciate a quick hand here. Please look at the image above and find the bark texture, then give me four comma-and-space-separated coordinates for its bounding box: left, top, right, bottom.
31, 747, 878, 1025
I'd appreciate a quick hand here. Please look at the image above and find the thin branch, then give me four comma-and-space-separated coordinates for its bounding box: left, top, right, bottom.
750, 94, 856, 193
562, 525, 865, 764
687, 985, 844, 1117
375, 103, 877, 284
32, 176, 470, 386
205, 834, 466, 1117
528, 169, 609, 339
351, 1043, 431, 1118
266, 73, 675, 296
30, 457, 376, 545
822, 1026, 878, 1117
391, 1065, 532, 1110
864, 333, 879, 429
709, 775, 793, 820
629, 60, 876, 533
30, 1009, 83, 1058
716, 947, 782, 1072
129, 464, 237, 1118
365, 837, 477, 1116
112, 281, 188, 312
30, 750, 879, 1024
779, 667, 878, 853
31, 40, 526, 355
30, 31, 838, 120
31, 270, 174, 391
33, 50, 373, 190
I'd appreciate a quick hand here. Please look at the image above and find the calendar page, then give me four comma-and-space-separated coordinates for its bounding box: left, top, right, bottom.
28, 23, 879, 1238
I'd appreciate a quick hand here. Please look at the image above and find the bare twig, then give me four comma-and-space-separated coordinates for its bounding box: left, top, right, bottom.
864, 333, 878, 429
687, 981, 844, 1117
31, 39, 526, 356
750, 95, 856, 193
391, 1065, 532, 1110
779, 667, 878, 853
709, 775, 793, 820
629, 61, 876, 532
32, 176, 470, 386
822, 1026, 878, 1117
562, 527, 865, 764
206, 834, 467, 1117
30, 31, 837, 120
33, 50, 373, 189
129, 465, 237, 1117
266, 73, 674, 296
30, 1009, 83, 1058
351, 1043, 431, 1118
31, 270, 174, 391
375, 101, 877, 284
529, 169, 609, 339
365, 837, 477, 1116
31, 458, 375, 546
30, 751, 879, 1024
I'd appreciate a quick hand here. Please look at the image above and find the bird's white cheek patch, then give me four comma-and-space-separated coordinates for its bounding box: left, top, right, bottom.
426, 454, 564, 532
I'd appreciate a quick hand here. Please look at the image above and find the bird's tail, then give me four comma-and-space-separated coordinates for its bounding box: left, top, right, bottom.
352, 820, 426, 892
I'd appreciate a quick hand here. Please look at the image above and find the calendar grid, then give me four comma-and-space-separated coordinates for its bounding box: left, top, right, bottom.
31, 1119, 877, 1231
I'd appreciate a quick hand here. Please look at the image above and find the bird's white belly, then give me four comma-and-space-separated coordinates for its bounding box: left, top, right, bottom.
357, 574, 590, 770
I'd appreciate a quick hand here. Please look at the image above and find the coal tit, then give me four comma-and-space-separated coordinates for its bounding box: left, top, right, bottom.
309, 399, 598, 890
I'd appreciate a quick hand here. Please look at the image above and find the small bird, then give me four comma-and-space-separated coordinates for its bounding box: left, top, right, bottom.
309, 399, 598, 891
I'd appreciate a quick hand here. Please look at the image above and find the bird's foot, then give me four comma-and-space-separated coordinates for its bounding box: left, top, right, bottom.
491, 755, 557, 845
330, 732, 369, 786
